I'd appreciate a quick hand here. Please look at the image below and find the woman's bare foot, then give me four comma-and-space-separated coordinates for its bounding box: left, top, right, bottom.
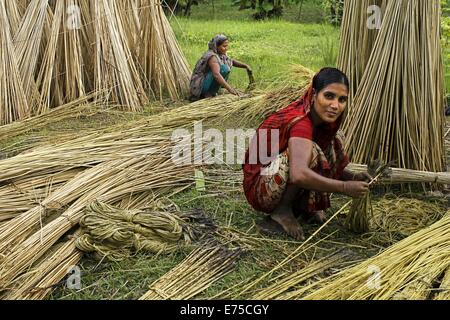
271, 208, 305, 241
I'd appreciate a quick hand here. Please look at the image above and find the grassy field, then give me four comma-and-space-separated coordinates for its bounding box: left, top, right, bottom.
0, 1, 448, 301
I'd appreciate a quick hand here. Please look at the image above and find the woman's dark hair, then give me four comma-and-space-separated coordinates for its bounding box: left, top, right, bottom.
215, 35, 228, 47
312, 67, 349, 93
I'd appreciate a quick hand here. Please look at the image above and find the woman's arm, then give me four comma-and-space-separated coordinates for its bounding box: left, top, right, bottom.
288, 137, 369, 198
342, 168, 372, 182
232, 59, 252, 72
208, 57, 238, 95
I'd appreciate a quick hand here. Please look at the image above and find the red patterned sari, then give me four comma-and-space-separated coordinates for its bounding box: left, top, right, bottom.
243, 86, 350, 215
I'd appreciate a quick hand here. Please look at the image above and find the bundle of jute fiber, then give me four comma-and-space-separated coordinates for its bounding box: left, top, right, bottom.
4, 0, 24, 35
345, 160, 391, 233
0, 0, 30, 125
0, 145, 199, 290
1, 232, 83, 300
139, 244, 242, 300
343, 0, 446, 173
75, 200, 209, 262
1, 193, 180, 300
0, 169, 82, 224
300, 212, 450, 300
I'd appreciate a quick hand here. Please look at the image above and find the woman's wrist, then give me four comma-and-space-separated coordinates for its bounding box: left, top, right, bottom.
341, 181, 347, 194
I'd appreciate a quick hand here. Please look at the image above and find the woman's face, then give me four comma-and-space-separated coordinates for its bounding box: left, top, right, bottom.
217, 40, 229, 55
312, 83, 348, 124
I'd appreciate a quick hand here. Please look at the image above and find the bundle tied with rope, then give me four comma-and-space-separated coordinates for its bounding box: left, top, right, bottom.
76, 200, 216, 262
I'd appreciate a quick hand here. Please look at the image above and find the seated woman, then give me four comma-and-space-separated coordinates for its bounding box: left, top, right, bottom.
189, 34, 252, 101
243, 68, 371, 240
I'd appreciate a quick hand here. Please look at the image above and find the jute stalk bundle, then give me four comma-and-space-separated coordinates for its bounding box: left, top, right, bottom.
13, 0, 49, 113
434, 268, 450, 300
139, 0, 191, 100
2, 232, 83, 300
338, 0, 386, 105
300, 212, 450, 300
0, 0, 30, 125
93, 0, 148, 111
343, 0, 446, 173
252, 252, 349, 300
0, 93, 108, 144
345, 160, 390, 233
0, 141, 199, 292
0, 83, 306, 184
139, 244, 242, 300
347, 164, 450, 185
0, 0, 191, 122
0, 169, 81, 224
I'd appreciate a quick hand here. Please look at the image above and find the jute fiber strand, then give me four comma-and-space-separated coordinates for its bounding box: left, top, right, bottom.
300, 212, 450, 300
139, 245, 242, 300
343, 0, 446, 173
0, 0, 30, 125
75, 201, 196, 262
370, 197, 447, 239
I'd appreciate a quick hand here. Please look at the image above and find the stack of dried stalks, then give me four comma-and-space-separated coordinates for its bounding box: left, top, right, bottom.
338, 0, 387, 104
341, 0, 446, 173
0, 0, 29, 125
139, 244, 242, 300
0, 0, 191, 124
299, 212, 450, 300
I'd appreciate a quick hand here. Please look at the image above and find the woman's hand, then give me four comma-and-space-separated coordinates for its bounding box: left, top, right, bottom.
342, 181, 370, 199
352, 172, 373, 182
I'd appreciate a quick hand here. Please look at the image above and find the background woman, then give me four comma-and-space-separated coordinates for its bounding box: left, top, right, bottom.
189, 34, 253, 101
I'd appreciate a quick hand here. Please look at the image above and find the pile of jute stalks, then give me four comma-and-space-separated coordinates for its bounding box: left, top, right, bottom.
0, 0, 190, 125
